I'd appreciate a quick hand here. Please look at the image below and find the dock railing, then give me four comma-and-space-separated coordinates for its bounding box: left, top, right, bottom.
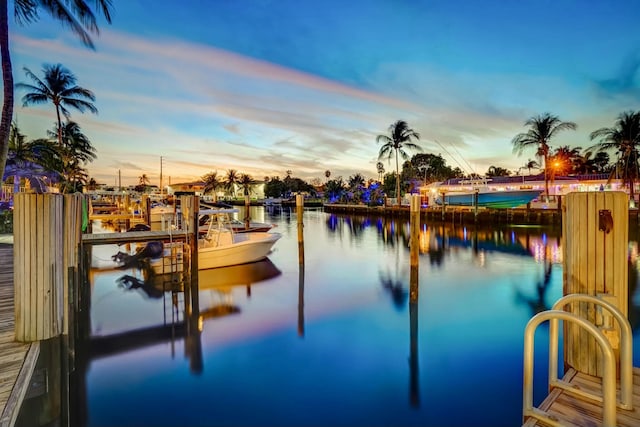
522, 293, 634, 427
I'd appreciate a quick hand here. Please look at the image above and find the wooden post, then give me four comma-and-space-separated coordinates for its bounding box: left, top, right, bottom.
296, 193, 305, 337
562, 191, 628, 377
143, 194, 151, 226
14, 194, 82, 341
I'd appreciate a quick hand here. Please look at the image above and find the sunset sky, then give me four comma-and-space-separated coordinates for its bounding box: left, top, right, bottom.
9, 0, 640, 187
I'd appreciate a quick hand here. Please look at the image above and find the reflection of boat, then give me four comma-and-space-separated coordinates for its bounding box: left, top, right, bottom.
427, 179, 543, 209
198, 258, 282, 290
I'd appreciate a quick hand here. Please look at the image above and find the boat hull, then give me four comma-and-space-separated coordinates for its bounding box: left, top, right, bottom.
198, 232, 281, 270
436, 190, 542, 209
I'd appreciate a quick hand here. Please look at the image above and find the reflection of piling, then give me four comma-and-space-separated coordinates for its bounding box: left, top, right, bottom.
244, 194, 251, 228
408, 194, 420, 407
296, 193, 305, 337
473, 190, 479, 222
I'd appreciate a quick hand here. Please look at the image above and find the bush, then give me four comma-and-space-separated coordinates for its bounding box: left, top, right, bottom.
0, 209, 12, 234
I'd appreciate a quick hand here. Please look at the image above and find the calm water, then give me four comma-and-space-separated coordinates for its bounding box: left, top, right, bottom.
36, 207, 640, 426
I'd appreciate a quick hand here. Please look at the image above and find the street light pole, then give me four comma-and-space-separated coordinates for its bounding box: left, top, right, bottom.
160, 156, 163, 198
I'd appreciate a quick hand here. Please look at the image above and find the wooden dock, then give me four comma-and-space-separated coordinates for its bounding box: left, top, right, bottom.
523, 367, 640, 426
0, 244, 38, 427
82, 229, 189, 245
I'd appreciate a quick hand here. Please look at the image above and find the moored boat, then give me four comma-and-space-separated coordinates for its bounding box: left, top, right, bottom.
427, 178, 544, 209
151, 208, 281, 273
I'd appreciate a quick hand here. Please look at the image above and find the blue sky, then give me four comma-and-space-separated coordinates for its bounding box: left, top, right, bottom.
9, 0, 640, 186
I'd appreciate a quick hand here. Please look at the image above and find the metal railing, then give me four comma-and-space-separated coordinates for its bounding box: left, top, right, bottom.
522, 292, 633, 427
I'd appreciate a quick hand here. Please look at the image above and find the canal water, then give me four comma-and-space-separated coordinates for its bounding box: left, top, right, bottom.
16, 206, 640, 427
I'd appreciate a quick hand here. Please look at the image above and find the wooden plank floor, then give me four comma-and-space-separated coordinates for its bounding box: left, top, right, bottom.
523, 367, 640, 426
0, 244, 33, 426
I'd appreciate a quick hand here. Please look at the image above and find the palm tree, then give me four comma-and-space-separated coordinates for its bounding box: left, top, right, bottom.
376, 161, 385, 181
324, 170, 331, 182
511, 113, 577, 200
17, 64, 98, 147
139, 174, 150, 186
1, 1, 113, 182
47, 121, 95, 193
376, 120, 421, 205
238, 173, 256, 196
225, 169, 239, 198
5, 122, 57, 195
524, 159, 540, 175
589, 111, 640, 202
202, 171, 223, 202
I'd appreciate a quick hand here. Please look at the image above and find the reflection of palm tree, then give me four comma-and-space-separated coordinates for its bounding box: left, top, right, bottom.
379, 270, 408, 310
515, 251, 553, 315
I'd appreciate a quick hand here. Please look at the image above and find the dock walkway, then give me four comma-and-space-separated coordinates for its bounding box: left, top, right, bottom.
523, 367, 640, 426
0, 239, 38, 427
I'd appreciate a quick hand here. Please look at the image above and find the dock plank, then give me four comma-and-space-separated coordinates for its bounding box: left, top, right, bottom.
0, 244, 33, 426
523, 367, 640, 427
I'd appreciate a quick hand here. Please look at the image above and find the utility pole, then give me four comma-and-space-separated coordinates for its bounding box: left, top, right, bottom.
160, 156, 163, 197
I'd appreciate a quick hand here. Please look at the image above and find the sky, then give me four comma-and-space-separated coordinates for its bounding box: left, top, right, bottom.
7, 0, 640, 187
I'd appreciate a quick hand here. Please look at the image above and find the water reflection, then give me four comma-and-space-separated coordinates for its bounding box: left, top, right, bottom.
19, 209, 640, 427
514, 244, 554, 316
325, 213, 562, 267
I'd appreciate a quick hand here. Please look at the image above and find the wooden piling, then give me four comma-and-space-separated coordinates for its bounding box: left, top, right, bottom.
14, 194, 83, 342
562, 191, 628, 377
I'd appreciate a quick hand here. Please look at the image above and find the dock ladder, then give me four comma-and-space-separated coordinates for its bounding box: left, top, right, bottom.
522, 293, 633, 427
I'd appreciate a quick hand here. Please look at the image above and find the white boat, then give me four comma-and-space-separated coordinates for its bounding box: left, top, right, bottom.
150, 203, 175, 223
152, 209, 281, 273
427, 178, 544, 209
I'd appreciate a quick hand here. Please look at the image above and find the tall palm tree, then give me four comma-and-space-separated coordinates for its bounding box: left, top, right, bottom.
225, 169, 239, 198
17, 64, 98, 146
589, 111, 640, 202
0, 1, 113, 184
511, 113, 577, 200
376, 120, 421, 205
324, 170, 331, 182
202, 171, 222, 202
